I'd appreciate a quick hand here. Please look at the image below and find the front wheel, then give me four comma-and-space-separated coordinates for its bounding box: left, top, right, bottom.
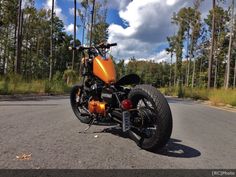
70, 84, 92, 124
128, 85, 172, 151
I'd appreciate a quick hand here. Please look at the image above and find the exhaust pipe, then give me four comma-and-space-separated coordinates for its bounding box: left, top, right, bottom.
128, 130, 142, 146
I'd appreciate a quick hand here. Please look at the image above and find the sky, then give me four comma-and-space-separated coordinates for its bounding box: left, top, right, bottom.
34, 0, 232, 63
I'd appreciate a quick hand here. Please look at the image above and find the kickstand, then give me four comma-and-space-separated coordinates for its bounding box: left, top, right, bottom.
83, 117, 96, 133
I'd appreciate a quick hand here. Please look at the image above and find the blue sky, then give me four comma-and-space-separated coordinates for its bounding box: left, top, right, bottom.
34, 0, 230, 62
35, 0, 125, 47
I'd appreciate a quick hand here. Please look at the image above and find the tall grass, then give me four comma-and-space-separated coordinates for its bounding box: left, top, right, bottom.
208, 89, 236, 106
0, 74, 79, 95
160, 87, 236, 107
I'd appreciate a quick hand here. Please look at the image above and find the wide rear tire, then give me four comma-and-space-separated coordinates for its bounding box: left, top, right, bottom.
128, 85, 172, 151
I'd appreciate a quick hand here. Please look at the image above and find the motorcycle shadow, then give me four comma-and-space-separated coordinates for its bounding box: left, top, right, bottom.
96, 127, 201, 158
155, 138, 201, 158
94, 126, 130, 139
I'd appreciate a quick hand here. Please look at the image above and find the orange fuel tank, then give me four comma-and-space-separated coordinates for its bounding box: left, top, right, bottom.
93, 56, 116, 84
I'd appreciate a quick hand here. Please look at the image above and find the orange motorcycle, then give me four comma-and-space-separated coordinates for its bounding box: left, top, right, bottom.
70, 43, 172, 151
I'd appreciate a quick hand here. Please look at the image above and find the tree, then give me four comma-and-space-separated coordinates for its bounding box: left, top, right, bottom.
208, 0, 216, 88
172, 8, 190, 96
85, 0, 109, 46
15, 0, 23, 74
205, 4, 230, 88
78, 0, 89, 45
225, 0, 234, 89
166, 36, 176, 86
72, 0, 77, 70
191, 0, 202, 88
49, 0, 54, 81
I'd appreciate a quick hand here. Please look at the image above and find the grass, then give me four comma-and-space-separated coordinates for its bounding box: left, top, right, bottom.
1, 75, 235, 107
160, 87, 236, 107
0, 75, 75, 95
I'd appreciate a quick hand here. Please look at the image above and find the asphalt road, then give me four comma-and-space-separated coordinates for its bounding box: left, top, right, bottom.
0, 97, 235, 169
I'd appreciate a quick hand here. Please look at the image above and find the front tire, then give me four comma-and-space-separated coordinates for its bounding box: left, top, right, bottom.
128, 85, 172, 151
70, 84, 92, 124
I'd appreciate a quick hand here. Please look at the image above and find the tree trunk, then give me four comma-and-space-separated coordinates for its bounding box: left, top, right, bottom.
186, 28, 190, 87
15, 0, 23, 74
3, 26, 9, 75
24, 16, 31, 79
174, 59, 177, 87
214, 55, 218, 88
82, 6, 88, 45
89, 0, 95, 46
29, 43, 33, 81
169, 53, 173, 87
13, 15, 18, 73
208, 0, 216, 88
225, 0, 234, 89
72, 0, 76, 70
233, 58, 236, 88
49, 0, 54, 81
185, 57, 188, 86
198, 54, 203, 86
191, 55, 196, 88
0, 39, 3, 74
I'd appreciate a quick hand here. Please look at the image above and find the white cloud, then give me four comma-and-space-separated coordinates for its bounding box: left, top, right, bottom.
167, 0, 177, 6
69, 8, 74, 16
108, 0, 191, 61
69, 8, 81, 17
150, 50, 174, 63
43, 0, 66, 22
65, 24, 78, 34
109, 0, 233, 62
107, 0, 131, 10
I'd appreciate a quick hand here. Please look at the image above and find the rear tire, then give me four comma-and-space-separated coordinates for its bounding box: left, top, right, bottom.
128, 85, 172, 151
70, 84, 92, 124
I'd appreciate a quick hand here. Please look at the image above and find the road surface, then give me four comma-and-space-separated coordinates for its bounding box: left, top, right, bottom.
0, 97, 235, 169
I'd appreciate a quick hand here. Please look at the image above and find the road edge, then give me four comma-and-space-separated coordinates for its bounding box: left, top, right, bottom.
166, 96, 236, 113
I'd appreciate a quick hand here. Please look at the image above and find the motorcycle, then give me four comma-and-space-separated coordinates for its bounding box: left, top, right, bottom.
70, 43, 172, 151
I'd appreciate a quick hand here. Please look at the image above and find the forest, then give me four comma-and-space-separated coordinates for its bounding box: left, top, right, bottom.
0, 0, 236, 105
117, 0, 236, 89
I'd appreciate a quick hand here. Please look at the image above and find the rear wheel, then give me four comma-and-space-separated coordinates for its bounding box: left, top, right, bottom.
128, 85, 172, 151
70, 85, 92, 124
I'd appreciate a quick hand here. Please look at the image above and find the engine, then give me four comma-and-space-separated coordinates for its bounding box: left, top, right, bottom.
88, 100, 107, 116
101, 87, 114, 104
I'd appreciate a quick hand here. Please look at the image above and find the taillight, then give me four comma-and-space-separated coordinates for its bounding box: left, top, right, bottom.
121, 99, 133, 110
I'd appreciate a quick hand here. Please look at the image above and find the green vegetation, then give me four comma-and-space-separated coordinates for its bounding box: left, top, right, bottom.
0, 0, 108, 95
114, 0, 236, 107
161, 87, 236, 107
1, 0, 236, 107
0, 74, 79, 95
0, 0, 108, 82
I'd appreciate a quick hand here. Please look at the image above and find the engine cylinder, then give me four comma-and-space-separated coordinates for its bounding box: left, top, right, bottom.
88, 100, 106, 116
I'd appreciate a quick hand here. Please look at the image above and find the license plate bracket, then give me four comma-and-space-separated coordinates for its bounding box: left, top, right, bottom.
122, 111, 130, 132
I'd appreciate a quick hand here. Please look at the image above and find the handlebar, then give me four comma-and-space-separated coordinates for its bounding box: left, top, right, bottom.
68, 43, 117, 51
97, 43, 117, 49
108, 43, 117, 47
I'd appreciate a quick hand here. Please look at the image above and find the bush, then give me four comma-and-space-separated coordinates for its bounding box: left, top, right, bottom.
161, 86, 236, 107
208, 89, 236, 106
0, 74, 71, 95
0, 75, 10, 94
63, 69, 77, 85
161, 87, 178, 96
